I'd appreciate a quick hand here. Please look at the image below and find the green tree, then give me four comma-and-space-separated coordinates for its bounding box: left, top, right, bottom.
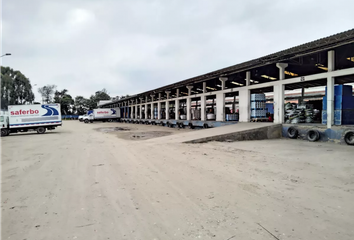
1, 66, 35, 108
94, 88, 111, 102
38, 84, 56, 103
54, 89, 74, 115
84, 89, 111, 110
74, 96, 89, 115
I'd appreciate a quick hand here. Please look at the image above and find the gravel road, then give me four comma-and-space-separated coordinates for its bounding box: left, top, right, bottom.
2, 121, 354, 240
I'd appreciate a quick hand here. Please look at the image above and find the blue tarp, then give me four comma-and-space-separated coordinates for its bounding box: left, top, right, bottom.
62, 115, 79, 119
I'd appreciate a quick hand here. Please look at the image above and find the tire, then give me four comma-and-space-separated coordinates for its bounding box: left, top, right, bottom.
37, 127, 46, 134
188, 123, 194, 129
344, 131, 354, 146
84, 119, 89, 123
108, 119, 113, 122
79, 119, 83, 122
203, 124, 208, 129
287, 127, 298, 139
1, 129, 8, 137
307, 130, 320, 142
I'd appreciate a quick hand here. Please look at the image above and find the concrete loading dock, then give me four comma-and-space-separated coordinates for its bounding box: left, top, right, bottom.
101, 29, 354, 140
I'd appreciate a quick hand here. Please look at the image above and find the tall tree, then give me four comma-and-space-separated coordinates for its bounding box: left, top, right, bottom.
94, 88, 111, 102
1, 66, 35, 108
38, 85, 56, 103
74, 96, 89, 115
54, 89, 74, 114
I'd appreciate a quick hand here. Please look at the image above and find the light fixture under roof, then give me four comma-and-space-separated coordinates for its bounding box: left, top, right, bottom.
231, 81, 244, 86
249, 80, 259, 83
261, 75, 277, 80
284, 71, 298, 77
347, 57, 354, 62
316, 63, 328, 71
206, 86, 217, 91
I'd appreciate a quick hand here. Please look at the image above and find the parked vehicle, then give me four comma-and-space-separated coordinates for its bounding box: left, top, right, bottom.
78, 115, 86, 122
1, 104, 62, 137
83, 108, 120, 123
78, 110, 93, 122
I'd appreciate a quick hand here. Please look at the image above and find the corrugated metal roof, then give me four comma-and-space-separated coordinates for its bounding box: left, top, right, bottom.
138, 28, 354, 96
103, 29, 354, 106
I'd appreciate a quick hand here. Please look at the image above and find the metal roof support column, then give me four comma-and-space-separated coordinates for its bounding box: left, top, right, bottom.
157, 102, 161, 120
175, 99, 180, 120
327, 50, 335, 128
186, 86, 193, 95
145, 103, 148, 120
274, 63, 288, 124
186, 86, 193, 121
187, 97, 191, 121
239, 89, 250, 122
219, 76, 228, 90
150, 95, 154, 119
176, 89, 180, 98
139, 98, 143, 119
246, 71, 251, 86
203, 82, 207, 93
165, 91, 171, 120
216, 92, 225, 121
135, 104, 138, 120
201, 95, 206, 121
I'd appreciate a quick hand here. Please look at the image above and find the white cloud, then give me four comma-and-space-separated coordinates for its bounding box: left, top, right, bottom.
2, 0, 354, 102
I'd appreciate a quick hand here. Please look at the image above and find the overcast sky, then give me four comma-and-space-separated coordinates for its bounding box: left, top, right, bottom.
2, 0, 354, 101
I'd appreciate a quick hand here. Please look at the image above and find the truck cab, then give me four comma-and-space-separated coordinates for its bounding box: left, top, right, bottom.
0, 111, 9, 136
78, 115, 86, 122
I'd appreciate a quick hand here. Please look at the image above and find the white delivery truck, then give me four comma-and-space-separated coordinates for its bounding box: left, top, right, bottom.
1, 104, 62, 137
83, 108, 120, 123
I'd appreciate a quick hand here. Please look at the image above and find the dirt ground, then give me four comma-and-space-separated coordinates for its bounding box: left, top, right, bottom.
1, 121, 354, 240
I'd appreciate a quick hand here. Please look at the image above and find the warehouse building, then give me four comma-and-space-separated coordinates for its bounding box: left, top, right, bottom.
100, 29, 354, 130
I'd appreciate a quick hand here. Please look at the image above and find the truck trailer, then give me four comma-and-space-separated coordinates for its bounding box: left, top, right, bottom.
1, 104, 62, 137
83, 108, 120, 123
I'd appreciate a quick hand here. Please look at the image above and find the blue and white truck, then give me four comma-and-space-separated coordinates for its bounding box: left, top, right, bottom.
83, 108, 120, 123
1, 104, 62, 137
78, 110, 93, 122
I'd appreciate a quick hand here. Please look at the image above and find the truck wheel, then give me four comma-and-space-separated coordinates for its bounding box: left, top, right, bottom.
37, 127, 46, 134
307, 130, 320, 142
344, 131, 354, 146
84, 119, 89, 123
1, 129, 8, 137
287, 127, 298, 139
108, 119, 113, 122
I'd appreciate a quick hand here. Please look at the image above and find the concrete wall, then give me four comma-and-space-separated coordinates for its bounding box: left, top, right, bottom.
185, 124, 282, 143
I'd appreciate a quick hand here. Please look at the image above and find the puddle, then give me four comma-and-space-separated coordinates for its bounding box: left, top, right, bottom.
129, 131, 172, 140
97, 127, 130, 132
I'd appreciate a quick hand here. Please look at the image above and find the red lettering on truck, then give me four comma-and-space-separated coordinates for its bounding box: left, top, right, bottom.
10, 109, 39, 115
97, 111, 109, 114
